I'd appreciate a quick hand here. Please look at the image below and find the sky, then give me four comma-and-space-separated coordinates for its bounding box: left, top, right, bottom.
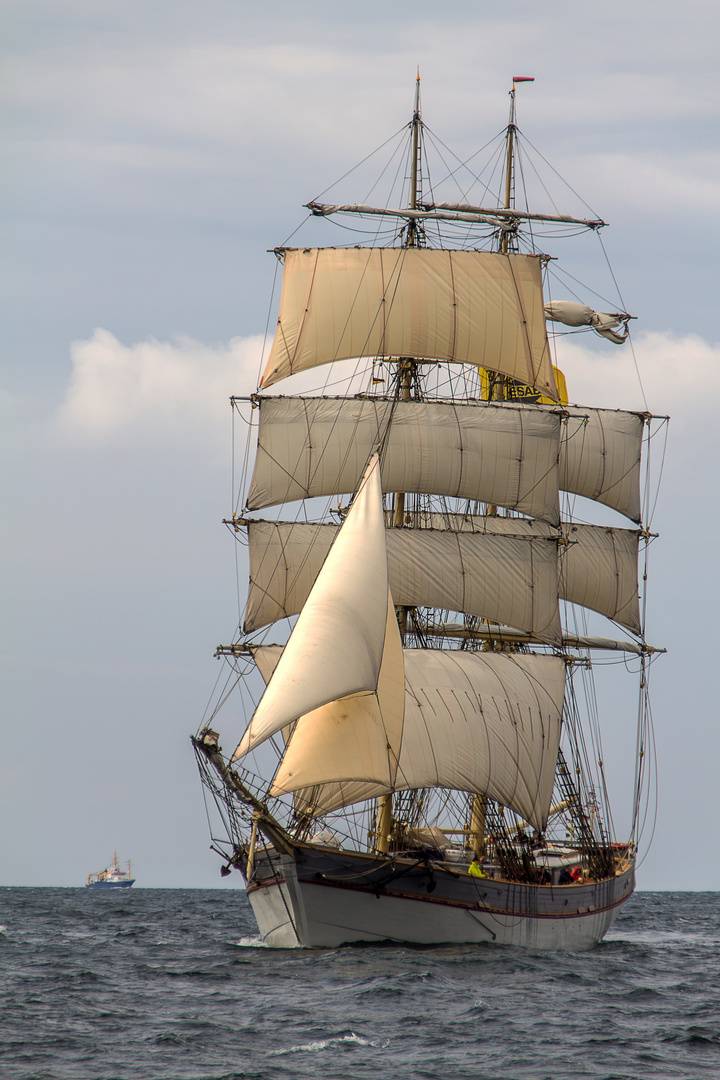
2, 0, 719, 891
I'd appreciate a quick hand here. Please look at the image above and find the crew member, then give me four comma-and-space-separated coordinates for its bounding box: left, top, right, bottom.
468, 853, 486, 878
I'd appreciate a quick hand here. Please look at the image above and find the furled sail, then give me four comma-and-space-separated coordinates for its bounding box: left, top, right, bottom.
260, 247, 558, 399
243, 516, 640, 636
253, 646, 566, 831
545, 300, 631, 344
247, 396, 562, 525
233, 453, 404, 761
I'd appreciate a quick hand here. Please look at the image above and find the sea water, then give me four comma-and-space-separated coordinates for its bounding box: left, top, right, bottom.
0, 887, 718, 1079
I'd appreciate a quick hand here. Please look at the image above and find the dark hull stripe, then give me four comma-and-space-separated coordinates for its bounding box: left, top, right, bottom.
248, 871, 632, 922
247, 877, 286, 895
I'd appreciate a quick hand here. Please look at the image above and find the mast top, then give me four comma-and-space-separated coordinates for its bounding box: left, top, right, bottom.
509, 75, 534, 124
413, 68, 421, 120
408, 71, 423, 245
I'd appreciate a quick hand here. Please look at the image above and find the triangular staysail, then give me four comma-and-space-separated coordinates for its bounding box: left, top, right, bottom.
233, 453, 404, 766
269, 591, 405, 801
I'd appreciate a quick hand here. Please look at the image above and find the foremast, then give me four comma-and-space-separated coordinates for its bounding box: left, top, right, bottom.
376, 73, 423, 854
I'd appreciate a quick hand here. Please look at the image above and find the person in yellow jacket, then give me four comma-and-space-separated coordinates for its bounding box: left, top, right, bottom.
468, 853, 486, 878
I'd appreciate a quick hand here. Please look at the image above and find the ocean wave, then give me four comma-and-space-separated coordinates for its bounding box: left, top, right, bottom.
234, 935, 270, 948
660, 1025, 720, 1046
2, 887, 718, 1080
268, 1032, 375, 1056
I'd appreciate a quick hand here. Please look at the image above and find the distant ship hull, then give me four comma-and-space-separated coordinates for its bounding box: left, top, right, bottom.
85, 879, 135, 889
245, 843, 635, 950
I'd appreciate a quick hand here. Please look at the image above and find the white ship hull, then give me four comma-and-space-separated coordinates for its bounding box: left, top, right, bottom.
245, 844, 635, 950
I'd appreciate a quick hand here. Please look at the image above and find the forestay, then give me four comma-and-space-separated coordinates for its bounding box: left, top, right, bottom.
260, 247, 558, 399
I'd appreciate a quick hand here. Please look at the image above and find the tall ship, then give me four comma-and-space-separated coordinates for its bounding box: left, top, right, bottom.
86, 853, 135, 889
193, 77, 666, 948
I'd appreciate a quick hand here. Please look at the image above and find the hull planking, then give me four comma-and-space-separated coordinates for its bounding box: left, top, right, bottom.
245, 842, 634, 949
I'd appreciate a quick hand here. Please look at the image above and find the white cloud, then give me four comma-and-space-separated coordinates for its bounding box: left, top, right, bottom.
57, 329, 264, 441
554, 329, 719, 422
58, 326, 719, 450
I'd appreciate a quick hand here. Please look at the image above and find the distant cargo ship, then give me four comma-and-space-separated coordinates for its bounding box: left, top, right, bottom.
86, 853, 135, 888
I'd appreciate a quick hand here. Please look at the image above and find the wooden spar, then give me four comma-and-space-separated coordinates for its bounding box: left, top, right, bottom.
305, 202, 509, 228
375, 797, 393, 856
494, 800, 573, 838
246, 816, 259, 880
429, 203, 605, 228
469, 795, 488, 859
407, 69, 422, 245
377, 73, 422, 854
303, 204, 604, 230
501, 84, 516, 256
217, 634, 662, 658
191, 731, 299, 860
401, 624, 661, 655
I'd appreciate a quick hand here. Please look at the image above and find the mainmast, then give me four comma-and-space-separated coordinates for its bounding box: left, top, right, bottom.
488, 78, 535, 474
491, 76, 533, 398
471, 77, 534, 859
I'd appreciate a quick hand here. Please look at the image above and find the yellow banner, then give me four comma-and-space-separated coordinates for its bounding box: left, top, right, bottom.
479, 367, 568, 406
